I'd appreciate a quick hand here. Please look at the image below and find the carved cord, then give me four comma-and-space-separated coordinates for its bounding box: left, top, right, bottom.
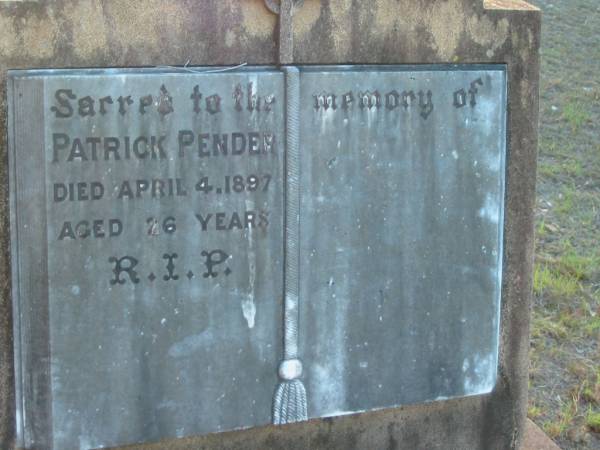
272, 66, 308, 425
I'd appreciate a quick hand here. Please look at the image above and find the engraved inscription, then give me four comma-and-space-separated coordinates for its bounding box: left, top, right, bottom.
312, 76, 487, 120
46, 75, 281, 287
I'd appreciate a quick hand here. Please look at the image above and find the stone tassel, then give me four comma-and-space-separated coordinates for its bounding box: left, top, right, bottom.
272, 66, 308, 425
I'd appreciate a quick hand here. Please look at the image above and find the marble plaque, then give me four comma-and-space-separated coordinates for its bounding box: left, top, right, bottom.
8, 65, 506, 450
298, 67, 507, 416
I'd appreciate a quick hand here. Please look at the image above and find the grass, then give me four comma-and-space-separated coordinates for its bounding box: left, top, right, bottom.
588, 410, 600, 433
538, 159, 583, 180
582, 372, 600, 405
529, 404, 544, 420
534, 264, 580, 300
527, 3, 600, 440
584, 318, 600, 338
555, 186, 577, 216
531, 314, 568, 340
563, 101, 591, 132
543, 398, 579, 439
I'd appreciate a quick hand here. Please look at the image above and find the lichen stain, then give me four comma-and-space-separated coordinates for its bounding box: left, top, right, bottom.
64, 1, 108, 59
467, 15, 509, 52
373, 0, 422, 55
373, 0, 400, 33
0, 16, 17, 57
24, 18, 56, 59
427, 0, 466, 60
528, 28, 534, 47
294, 0, 321, 37
240, 1, 276, 38
225, 29, 236, 48
104, 1, 189, 57
519, 78, 532, 110
372, 0, 467, 60
1, 11, 58, 60
328, 0, 353, 56
507, 32, 535, 110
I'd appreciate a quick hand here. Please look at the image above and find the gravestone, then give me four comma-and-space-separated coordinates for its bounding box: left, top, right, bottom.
0, 1, 540, 449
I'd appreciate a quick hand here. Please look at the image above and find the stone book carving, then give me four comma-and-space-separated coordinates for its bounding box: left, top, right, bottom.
8, 65, 507, 450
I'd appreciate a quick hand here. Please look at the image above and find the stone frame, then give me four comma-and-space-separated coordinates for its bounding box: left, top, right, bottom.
0, 0, 540, 448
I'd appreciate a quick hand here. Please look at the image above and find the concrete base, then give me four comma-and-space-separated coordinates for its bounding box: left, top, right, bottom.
523, 419, 562, 450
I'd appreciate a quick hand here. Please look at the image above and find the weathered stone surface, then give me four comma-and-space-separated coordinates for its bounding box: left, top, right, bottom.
0, 1, 540, 449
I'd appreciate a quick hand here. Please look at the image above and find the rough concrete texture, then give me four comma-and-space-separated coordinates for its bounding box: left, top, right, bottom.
522, 419, 562, 450
0, 0, 540, 449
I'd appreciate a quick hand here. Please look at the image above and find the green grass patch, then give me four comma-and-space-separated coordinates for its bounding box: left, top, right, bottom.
555, 186, 576, 216
534, 264, 580, 300
583, 316, 600, 337
579, 207, 598, 229
563, 100, 590, 131
535, 218, 548, 240
528, 404, 544, 420
586, 409, 600, 432
557, 311, 581, 331
538, 162, 562, 179
582, 373, 600, 404
531, 315, 568, 340
538, 138, 568, 158
562, 158, 584, 178
558, 248, 597, 281
538, 158, 583, 181
542, 400, 578, 439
